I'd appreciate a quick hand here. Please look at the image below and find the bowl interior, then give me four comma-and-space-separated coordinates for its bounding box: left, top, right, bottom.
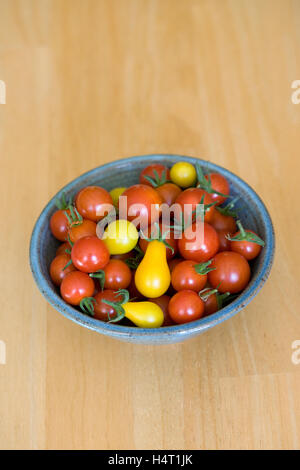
30, 155, 274, 344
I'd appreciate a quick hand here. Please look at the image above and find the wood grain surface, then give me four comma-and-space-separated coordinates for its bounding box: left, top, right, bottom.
0, 0, 300, 450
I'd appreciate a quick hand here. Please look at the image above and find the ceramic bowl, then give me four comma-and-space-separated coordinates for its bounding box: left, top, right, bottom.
30, 155, 275, 344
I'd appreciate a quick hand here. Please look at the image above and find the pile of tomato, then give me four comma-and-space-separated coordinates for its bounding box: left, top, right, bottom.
49, 161, 265, 328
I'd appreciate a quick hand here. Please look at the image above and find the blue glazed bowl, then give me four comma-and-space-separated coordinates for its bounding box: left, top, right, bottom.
30, 155, 275, 344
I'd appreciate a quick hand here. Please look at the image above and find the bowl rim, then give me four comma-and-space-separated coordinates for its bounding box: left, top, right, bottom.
30, 154, 275, 340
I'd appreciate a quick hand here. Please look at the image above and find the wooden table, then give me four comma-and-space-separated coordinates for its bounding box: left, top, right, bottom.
0, 0, 300, 450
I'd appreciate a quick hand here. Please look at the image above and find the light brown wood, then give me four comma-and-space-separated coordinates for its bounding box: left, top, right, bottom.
0, 0, 300, 450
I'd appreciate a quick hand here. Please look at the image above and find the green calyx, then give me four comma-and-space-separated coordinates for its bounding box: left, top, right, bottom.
194, 260, 216, 275
55, 192, 72, 210
101, 289, 130, 323
199, 288, 231, 309
143, 169, 171, 188
124, 245, 144, 270
192, 195, 217, 223
80, 297, 96, 316
226, 220, 265, 246
195, 163, 229, 199
199, 287, 219, 302
216, 196, 239, 218
89, 270, 105, 290
140, 223, 175, 254
64, 205, 83, 228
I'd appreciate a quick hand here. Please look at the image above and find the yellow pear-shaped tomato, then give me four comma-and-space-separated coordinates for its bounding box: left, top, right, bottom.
123, 301, 164, 328
135, 240, 171, 298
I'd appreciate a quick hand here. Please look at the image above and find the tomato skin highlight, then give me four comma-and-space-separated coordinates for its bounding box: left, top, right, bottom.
71, 236, 110, 273
103, 259, 132, 290
140, 164, 170, 186
171, 260, 208, 292
121, 184, 163, 229
156, 183, 182, 206
230, 230, 262, 260
60, 271, 95, 305
169, 290, 205, 324
175, 187, 215, 224
50, 209, 70, 241
50, 254, 76, 286
75, 186, 113, 222
135, 240, 171, 298
208, 251, 251, 294
178, 222, 220, 263
68, 219, 97, 244
204, 173, 230, 205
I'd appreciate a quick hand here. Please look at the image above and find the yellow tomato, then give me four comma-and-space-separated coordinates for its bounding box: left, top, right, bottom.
109, 187, 127, 207
135, 240, 171, 298
170, 161, 197, 188
123, 301, 164, 328
103, 219, 138, 254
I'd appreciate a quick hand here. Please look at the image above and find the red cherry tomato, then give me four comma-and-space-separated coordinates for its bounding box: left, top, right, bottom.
60, 271, 95, 305
230, 230, 262, 260
75, 186, 113, 222
211, 209, 236, 233
208, 251, 251, 293
175, 187, 215, 224
204, 173, 230, 205
50, 254, 76, 286
150, 295, 174, 326
140, 164, 170, 186
103, 259, 132, 290
201, 289, 219, 316
68, 219, 97, 244
71, 236, 110, 273
121, 184, 163, 229
178, 222, 219, 263
171, 260, 209, 292
56, 242, 71, 256
93, 290, 122, 321
169, 290, 205, 324
217, 229, 232, 252
139, 222, 178, 260
156, 183, 182, 206
50, 209, 70, 241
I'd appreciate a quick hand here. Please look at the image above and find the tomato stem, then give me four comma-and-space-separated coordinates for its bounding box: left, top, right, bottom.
89, 270, 105, 290
80, 297, 96, 316
226, 220, 265, 246
196, 164, 229, 198
194, 260, 216, 275
143, 169, 171, 188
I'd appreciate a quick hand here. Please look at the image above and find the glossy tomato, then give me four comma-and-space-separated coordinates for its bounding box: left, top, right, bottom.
230, 230, 262, 260
93, 290, 122, 321
50, 253, 76, 286
60, 271, 95, 305
175, 187, 215, 224
168, 290, 204, 324
208, 251, 251, 293
50, 209, 70, 241
156, 183, 182, 206
140, 164, 170, 186
171, 260, 210, 292
120, 184, 162, 229
71, 236, 110, 273
170, 162, 197, 188
217, 229, 232, 252
103, 259, 132, 290
68, 219, 97, 244
75, 186, 113, 222
204, 173, 230, 205
178, 222, 219, 263
139, 222, 178, 260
